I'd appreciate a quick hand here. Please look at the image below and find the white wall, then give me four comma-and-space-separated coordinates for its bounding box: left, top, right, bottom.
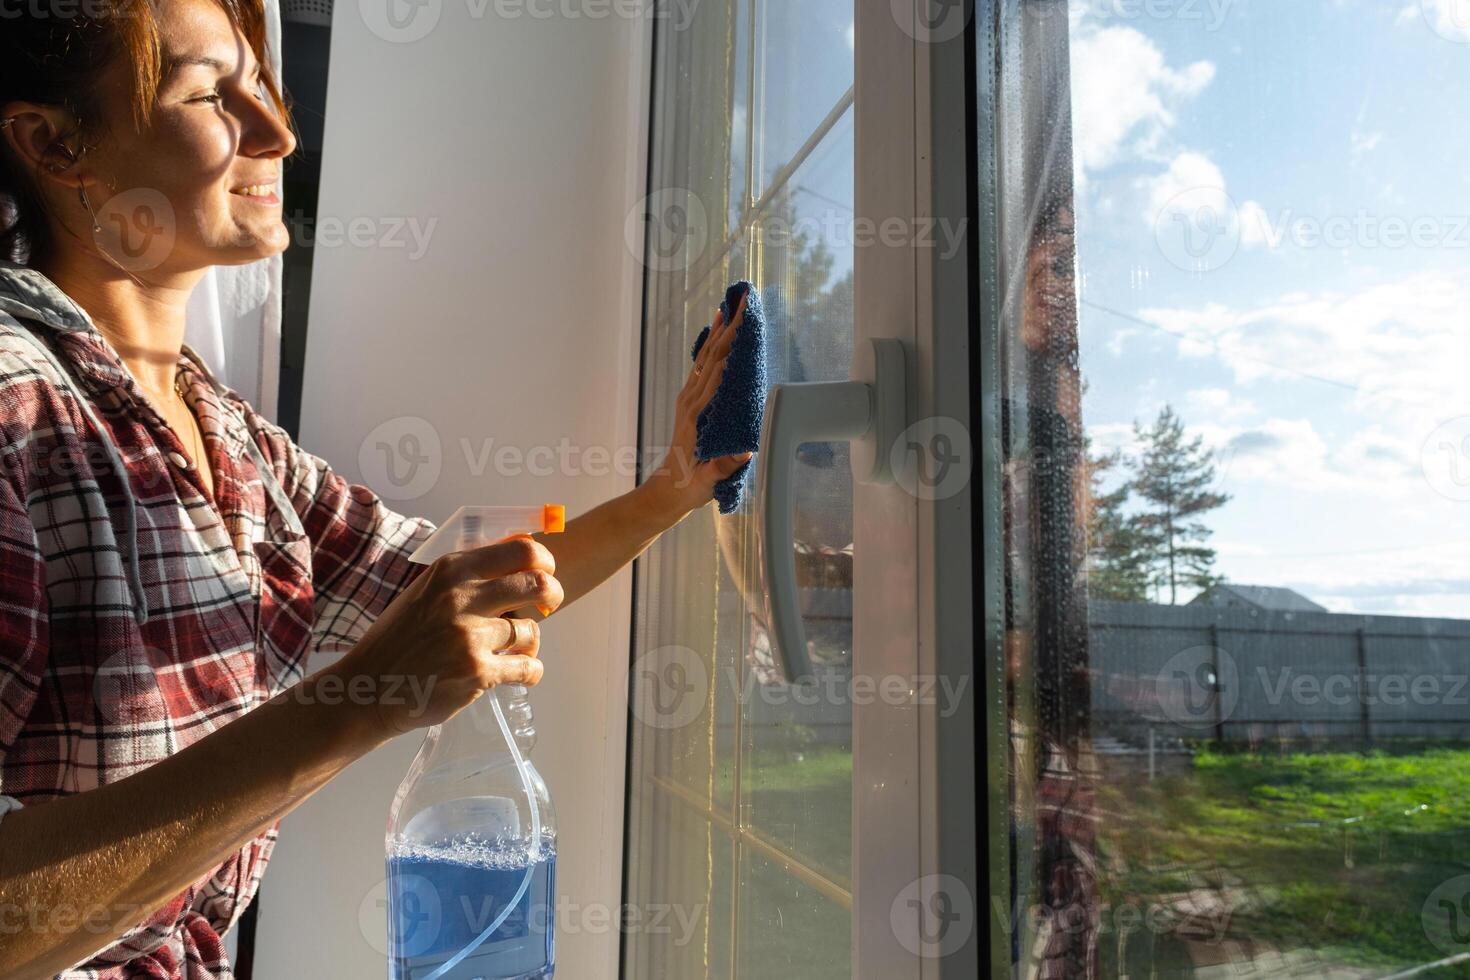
250, 4, 651, 977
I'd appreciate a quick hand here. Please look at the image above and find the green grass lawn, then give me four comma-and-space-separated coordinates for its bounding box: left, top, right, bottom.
697, 741, 1470, 977
1094, 744, 1470, 977
709, 742, 854, 979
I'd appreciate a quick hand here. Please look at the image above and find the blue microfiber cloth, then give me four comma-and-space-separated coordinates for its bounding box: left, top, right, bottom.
690, 280, 768, 513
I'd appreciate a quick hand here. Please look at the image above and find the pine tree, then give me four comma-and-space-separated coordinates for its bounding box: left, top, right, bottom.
1084, 444, 1152, 602
1131, 405, 1230, 604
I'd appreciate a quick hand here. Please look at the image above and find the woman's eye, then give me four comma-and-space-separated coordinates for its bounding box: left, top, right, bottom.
192, 91, 223, 105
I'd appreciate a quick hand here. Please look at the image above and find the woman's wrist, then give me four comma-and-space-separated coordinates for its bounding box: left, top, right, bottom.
635, 469, 702, 532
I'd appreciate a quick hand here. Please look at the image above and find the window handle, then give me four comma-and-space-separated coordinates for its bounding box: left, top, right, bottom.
756, 337, 907, 683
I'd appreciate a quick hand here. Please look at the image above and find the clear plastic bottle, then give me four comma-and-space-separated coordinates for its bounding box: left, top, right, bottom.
386, 505, 564, 980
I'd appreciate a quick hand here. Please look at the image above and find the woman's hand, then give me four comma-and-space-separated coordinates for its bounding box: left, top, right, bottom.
337, 536, 565, 736
645, 291, 754, 517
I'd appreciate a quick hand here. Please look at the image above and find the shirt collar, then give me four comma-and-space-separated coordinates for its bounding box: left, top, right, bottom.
0, 260, 255, 460
0, 259, 171, 392
0, 256, 98, 321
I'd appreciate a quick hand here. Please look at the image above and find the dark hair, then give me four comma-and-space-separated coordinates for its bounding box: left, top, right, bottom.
0, 0, 291, 265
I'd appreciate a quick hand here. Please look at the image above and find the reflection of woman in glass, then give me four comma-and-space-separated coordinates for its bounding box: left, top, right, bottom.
1005, 193, 1100, 977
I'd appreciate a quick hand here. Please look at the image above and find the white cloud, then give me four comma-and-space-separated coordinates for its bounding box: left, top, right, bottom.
1144, 150, 1228, 225
1139, 272, 1470, 417
1237, 200, 1274, 247
1086, 421, 1139, 453
1402, 0, 1470, 42
1351, 129, 1384, 158
1070, 25, 1215, 177
1198, 417, 1354, 494
1185, 387, 1257, 421
1134, 271, 1470, 508
1142, 150, 1271, 252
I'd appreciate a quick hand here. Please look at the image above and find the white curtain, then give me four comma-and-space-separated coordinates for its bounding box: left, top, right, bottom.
183, 0, 284, 421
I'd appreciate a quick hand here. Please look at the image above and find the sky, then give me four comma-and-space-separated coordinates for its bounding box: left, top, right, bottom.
721, 0, 1470, 617
1069, 0, 1470, 616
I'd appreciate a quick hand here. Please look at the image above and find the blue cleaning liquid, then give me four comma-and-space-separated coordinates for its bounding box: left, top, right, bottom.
387, 836, 555, 980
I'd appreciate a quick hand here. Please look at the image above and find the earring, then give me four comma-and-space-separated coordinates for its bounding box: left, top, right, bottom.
78, 185, 102, 234
0, 118, 14, 130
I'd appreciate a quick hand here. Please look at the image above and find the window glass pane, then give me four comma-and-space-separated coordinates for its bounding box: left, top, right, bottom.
752, 0, 854, 200
625, 3, 855, 978
735, 847, 850, 980
997, 1, 1470, 976
740, 108, 854, 885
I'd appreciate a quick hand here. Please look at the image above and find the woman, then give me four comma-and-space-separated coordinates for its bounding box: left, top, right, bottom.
0, 0, 751, 975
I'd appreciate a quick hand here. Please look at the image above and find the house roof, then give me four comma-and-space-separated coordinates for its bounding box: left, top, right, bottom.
1191, 583, 1327, 613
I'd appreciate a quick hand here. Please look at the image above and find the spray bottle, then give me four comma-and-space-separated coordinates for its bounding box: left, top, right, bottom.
385, 504, 566, 980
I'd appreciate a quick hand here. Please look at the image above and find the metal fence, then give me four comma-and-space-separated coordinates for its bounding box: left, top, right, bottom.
1089, 599, 1470, 745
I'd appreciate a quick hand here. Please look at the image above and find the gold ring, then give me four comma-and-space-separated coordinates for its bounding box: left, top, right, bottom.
501, 617, 534, 650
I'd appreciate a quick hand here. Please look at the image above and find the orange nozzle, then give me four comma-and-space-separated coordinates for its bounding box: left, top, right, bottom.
543, 503, 566, 533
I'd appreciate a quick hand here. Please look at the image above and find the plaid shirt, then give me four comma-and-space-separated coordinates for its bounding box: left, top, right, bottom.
0, 262, 434, 978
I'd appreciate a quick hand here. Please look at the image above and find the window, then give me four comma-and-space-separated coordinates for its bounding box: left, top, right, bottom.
995, 1, 1470, 975
623, 1, 858, 976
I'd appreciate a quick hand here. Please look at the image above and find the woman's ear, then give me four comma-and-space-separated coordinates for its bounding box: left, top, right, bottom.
0, 103, 94, 193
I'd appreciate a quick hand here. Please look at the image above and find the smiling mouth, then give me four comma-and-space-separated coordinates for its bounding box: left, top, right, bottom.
230, 184, 279, 201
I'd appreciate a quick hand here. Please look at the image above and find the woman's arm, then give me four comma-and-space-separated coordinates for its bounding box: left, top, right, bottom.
0, 660, 389, 979
508, 477, 697, 620
508, 295, 752, 621
0, 536, 558, 980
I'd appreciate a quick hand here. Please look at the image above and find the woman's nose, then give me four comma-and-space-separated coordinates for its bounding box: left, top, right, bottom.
239, 90, 297, 160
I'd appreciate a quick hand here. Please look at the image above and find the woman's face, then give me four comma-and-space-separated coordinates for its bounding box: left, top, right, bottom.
78, 0, 296, 273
